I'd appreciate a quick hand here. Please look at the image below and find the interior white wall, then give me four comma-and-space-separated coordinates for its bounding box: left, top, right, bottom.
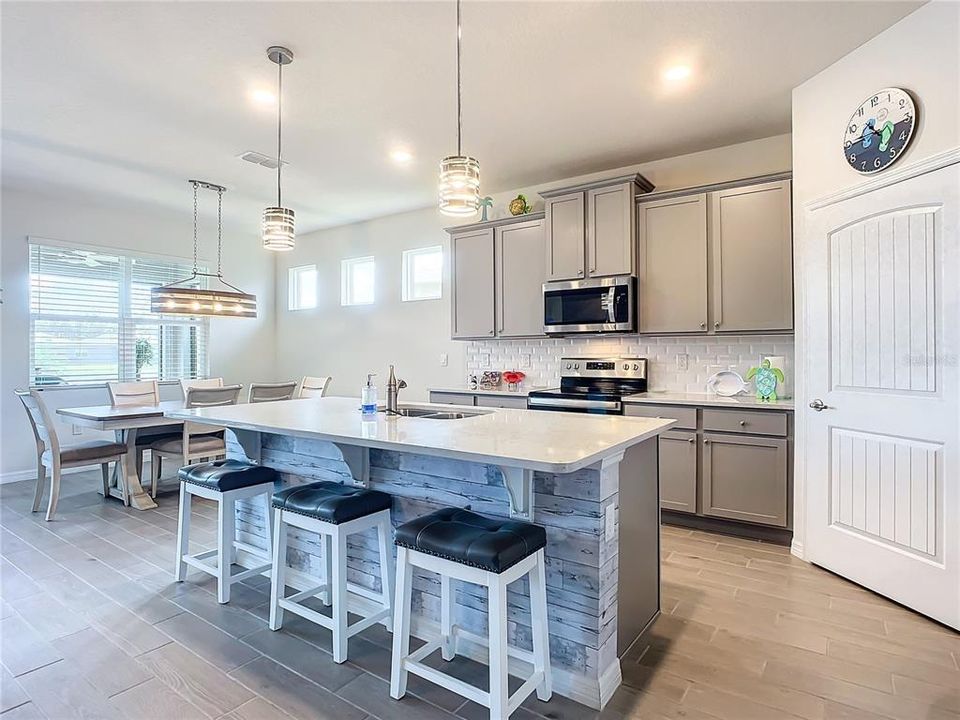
0, 187, 277, 480
790, 0, 960, 557
273, 134, 793, 403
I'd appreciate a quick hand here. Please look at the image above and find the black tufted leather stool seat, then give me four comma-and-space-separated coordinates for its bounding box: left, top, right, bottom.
179, 459, 278, 493
272, 482, 392, 525
395, 507, 546, 574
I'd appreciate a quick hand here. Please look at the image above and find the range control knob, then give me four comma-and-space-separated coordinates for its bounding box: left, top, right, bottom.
633, 363, 640, 371
574, 363, 580, 370
622, 363, 628, 370
565, 363, 572, 370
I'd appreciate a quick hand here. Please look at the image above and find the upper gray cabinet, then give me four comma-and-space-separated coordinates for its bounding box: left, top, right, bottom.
636, 175, 793, 335
497, 218, 545, 337
542, 174, 654, 281
450, 227, 495, 339
638, 193, 708, 333
448, 214, 546, 340
711, 179, 793, 332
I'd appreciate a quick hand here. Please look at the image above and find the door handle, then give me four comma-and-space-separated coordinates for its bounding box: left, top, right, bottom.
809, 398, 831, 411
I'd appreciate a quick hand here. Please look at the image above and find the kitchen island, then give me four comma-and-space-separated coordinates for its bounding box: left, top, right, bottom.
165, 397, 673, 709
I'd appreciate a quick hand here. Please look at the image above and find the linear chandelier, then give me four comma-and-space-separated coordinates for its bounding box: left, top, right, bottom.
438, 0, 480, 217
262, 45, 296, 251
151, 180, 257, 318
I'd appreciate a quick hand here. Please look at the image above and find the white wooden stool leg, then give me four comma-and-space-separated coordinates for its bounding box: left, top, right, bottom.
530, 550, 552, 701
320, 533, 333, 606
217, 495, 234, 604
390, 546, 412, 700
174, 485, 192, 581
262, 491, 275, 560
440, 575, 456, 661
269, 508, 287, 630
377, 515, 394, 632
488, 573, 509, 720
331, 527, 349, 663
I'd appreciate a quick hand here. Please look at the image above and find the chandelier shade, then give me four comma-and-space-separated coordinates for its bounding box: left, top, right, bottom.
150, 180, 258, 319
262, 206, 296, 251
439, 155, 481, 216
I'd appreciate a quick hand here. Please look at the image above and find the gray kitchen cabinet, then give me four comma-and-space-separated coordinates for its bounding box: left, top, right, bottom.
541, 173, 653, 281
475, 395, 528, 409
710, 179, 793, 332
587, 183, 636, 277
702, 432, 788, 527
658, 430, 698, 513
544, 192, 585, 281
428, 392, 477, 406
497, 218, 545, 337
637, 193, 708, 333
450, 227, 496, 339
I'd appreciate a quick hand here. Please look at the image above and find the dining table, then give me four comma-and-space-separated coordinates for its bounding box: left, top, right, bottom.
56, 400, 185, 510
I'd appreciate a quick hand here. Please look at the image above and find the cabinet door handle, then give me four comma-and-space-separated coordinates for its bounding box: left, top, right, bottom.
703, 439, 711, 445
739, 420, 747, 427
714, 321, 720, 329
700, 322, 706, 329
687, 437, 694, 444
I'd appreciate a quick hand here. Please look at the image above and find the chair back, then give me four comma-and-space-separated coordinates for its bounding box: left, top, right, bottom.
14, 388, 60, 458
248, 381, 298, 404
298, 375, 332, 399
184, 384, 242, 409
180, 377, 223, 400
108, 380, 159, 406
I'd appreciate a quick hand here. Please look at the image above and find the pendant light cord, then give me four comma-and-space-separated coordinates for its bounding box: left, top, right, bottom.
456, 0, 462, 157
217, 187, 224, 278
191, 181, 199, 275
277, 58, 283, 207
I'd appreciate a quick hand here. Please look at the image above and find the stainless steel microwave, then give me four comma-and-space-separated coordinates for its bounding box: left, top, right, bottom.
543, 276, 636, 335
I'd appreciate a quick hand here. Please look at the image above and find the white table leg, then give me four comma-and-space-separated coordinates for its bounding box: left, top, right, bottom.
122, 428, 158, 510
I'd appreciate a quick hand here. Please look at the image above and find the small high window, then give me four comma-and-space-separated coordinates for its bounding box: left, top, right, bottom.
287, 265, 317, 310
341, 256, 375, 306
401, 246, 442, 302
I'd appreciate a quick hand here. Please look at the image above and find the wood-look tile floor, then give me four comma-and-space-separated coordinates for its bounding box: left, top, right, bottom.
1, 470, 957, 720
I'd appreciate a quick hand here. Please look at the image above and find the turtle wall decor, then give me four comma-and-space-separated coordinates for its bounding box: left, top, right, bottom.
746, 358, 785, 402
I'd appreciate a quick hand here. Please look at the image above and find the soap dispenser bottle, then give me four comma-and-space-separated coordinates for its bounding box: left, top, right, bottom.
361, 374, 378, 416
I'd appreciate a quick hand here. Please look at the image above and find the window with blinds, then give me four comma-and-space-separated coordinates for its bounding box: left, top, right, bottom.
29, 242, 210, 386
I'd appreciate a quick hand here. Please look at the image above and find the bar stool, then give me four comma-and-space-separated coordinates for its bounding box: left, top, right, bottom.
174, 460, 278, 604
268, 481, 394, 663
390, 507, 552, 720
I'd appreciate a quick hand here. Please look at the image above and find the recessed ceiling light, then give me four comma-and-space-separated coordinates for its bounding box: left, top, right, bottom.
390, 149, 414, 164
250, 89, 276, 105
663, 65, 692, 83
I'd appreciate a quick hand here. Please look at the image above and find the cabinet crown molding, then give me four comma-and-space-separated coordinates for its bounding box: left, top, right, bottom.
539, 172, 654, 199
444, 210, 545, 235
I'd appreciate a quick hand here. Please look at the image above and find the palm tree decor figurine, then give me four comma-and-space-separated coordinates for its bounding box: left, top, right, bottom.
479, 196, 493, 222
746, 358, 784, 402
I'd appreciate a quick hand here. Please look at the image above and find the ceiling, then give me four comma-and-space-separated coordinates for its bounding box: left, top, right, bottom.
2, 1, 920, 233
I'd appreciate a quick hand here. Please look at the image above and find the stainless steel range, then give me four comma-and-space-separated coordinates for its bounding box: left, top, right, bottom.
527, 357, 647, 415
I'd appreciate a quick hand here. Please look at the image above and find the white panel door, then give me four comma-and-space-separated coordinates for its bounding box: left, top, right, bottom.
804, 162, 959, 628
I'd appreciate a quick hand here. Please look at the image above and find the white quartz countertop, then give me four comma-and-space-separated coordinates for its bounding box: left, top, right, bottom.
623, 391, 794, 411
428, 386, 541, 397
165, 397, 674, 473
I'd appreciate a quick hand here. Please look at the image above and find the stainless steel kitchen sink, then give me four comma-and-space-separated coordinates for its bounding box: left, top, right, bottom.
390, 406, 489, 420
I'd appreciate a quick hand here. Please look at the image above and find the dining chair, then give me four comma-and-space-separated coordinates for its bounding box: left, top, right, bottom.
107, 380, 160, 406
150, 384, 242, 495
180, 377, 224, 400
14, 388, 128, 521
298, 375, 332, 399
248, 381, 298, 404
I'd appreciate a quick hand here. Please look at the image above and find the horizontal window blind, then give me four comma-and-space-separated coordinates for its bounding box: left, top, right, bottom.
29, 243, 210, 386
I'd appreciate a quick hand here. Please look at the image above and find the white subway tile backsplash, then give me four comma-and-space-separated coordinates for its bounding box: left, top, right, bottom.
465, 335, 795, 397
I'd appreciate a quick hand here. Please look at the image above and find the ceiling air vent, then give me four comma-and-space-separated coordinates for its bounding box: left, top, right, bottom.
237, 151, 288, 170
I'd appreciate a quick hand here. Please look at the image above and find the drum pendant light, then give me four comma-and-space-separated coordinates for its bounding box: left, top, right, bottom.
262, 46, 296, 251
438, 0, 480, 217
151, 181, 258, 318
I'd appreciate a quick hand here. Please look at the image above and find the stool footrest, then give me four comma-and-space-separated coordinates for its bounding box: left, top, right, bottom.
405, 658, 489, 707
455, 627, 536, 665
286, 584, 329, 604
181, 551, 271, 585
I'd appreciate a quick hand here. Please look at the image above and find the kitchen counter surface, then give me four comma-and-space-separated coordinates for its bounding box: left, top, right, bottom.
166, 396, 674, 473
623, 391, 795, 411
428, 385, 542, 397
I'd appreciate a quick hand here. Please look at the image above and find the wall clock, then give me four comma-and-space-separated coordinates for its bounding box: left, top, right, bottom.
843, 87, 916, 174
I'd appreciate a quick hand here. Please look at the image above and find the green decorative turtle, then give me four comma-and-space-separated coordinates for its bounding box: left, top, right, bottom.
508, 194, 532, 216
746, 358, 784, 402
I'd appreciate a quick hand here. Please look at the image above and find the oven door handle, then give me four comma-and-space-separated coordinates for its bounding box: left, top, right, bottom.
604, 286, 617, 323
528, 397, 622, 411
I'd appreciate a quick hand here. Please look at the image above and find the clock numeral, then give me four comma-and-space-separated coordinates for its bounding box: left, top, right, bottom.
849, 154, 857, 163
861, 161, 867, 170
874, 158, 882, 169
870, 96, 879, 107
889, 149, 897, 159
844, 140, 852, 150
899, 98, 906, 108
857, 107, 864, 117
848, 123, 857, 134
899, 131, 907, 141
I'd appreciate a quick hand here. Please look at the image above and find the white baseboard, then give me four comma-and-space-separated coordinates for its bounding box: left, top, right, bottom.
236, 549, 613, 711
790, 539, 805, 560
0, 464, 92, 485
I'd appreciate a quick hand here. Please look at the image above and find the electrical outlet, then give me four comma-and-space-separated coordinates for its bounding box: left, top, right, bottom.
72, 424, 83, 436
439, 353, 449, 367
605, 503, 617, 541
676, 353, 689, 371
519, 354, 532, 370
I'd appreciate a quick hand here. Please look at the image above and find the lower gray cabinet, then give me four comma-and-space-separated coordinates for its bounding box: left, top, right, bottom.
658, 430, 698, 513
701, 432, 788, 527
